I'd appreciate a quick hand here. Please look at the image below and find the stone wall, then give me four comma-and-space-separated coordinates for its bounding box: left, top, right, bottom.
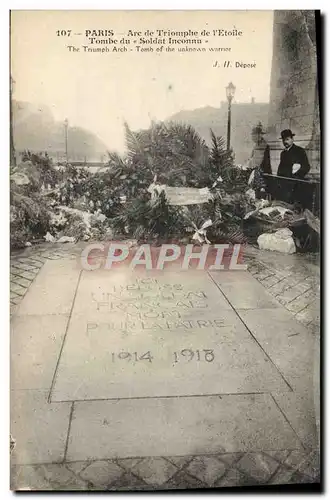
267, 10, 320, 175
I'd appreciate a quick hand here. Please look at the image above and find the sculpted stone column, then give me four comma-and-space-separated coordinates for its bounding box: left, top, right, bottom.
267, 10, 320, 175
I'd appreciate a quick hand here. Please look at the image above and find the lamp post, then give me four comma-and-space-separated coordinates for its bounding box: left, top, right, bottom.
226, 82, 236, 152
64, 118, 69, 162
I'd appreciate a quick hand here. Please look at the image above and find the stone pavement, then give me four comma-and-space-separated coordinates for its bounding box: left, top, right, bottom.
244, 247, 320, 335
10, 243, 320, 491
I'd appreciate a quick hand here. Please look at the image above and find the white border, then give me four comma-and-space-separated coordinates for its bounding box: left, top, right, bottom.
2, 2, 327, 498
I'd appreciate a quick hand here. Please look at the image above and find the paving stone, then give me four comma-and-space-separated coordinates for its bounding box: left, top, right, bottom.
217, 452, 243, 466
10, 304, 18, 316
309, 323, 320, 335
268, 279, 298, 296
297, 450, 320, 479
254, 270, 275, 281
214, 467, 257, 487
284, 449, 311, 470
15, 263, 39, 272
11, 390, 71, 465
310, 315, 320, 327
284, 450, 320, 479
11, 465, 52, 490
10, 283, 27, 296
289, 471, 317, 484
11, 314, 68, 390
52, 475, 88, 490
238, 308, 314, 391
272, 393, 318, 449
248, 266, 261, 276
67, 395, 301, 461
131, 457, 177, 485
16, 270, 39, 281
186, 456, 227, 486
264, 450, 291, 463
117, 458, 143, 471
166, 456, 193, 468
37, 252, 55, 259
279, 283, 313, 304
28, 463, 88, 491
11, 263, 30, 272
22, 259, 44, 268
11, 276, 33, 288
257, 275, 283, 288
268, 465, 297, 485
66, 461, 91, 475
107, 471, 148, 491
236, 452, 278, 482
39, 464, 78, 485
16, 261, 80, 316
10, 293, 21, 304
28, 255, 47, 262
211, 274, 281, 309
40, 258, 81, 276
296, 306, 319, 326
162, 470, 205, 489
294, 316, 313, 329
17, 257, 42, 265
10, 266, 22, 276
80, 460, 123, 487
277, 297, 289, 306
285, 289, 317, 313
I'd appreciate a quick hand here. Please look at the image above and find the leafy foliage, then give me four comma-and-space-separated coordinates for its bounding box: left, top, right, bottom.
112, 191, 185, 241
10, 121, 252, 248
20, 151, 60, 189
10, 190, 51, 248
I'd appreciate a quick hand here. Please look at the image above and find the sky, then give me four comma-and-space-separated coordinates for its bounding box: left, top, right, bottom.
11, 10, 274, 153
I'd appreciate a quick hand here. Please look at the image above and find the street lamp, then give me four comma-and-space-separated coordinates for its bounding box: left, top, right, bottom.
226, 82, 236, 151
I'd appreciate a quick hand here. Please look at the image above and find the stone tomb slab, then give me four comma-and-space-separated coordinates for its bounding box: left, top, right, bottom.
67, 394, 302, 461
51, 270, 290, 401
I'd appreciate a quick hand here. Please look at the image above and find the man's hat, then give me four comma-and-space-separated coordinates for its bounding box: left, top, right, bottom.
280, 129, 295, 139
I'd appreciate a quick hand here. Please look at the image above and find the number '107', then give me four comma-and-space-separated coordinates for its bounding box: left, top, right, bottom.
173, 349, 215, 363
56, 30, 72, 36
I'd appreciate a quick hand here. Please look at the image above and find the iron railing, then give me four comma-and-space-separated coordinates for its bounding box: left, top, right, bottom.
263, 173, 320, 216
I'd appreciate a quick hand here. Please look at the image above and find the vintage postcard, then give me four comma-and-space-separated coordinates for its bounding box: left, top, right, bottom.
10, 10, 320, 491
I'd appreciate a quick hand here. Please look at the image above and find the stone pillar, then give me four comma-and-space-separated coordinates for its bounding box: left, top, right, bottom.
267, 10, 320, 176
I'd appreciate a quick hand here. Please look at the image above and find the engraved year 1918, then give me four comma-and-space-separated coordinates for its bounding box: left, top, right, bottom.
173, 349, 215, 363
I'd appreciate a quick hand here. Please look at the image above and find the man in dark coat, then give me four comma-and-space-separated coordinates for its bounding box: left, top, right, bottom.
277, 129, 310, 179
277, 129, 311, 205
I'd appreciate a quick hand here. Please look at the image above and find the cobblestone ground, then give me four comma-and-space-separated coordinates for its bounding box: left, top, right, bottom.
244, 246, 320, 336
10, 242, 321, 491
11, 450, 320, 491
10, 243, 85, 316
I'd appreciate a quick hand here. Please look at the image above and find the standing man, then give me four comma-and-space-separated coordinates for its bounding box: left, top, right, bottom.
277, 129, 310, 179
277, 129, 311, 205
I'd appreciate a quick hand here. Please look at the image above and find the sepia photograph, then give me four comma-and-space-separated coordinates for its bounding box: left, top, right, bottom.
9, 9, 321, 491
